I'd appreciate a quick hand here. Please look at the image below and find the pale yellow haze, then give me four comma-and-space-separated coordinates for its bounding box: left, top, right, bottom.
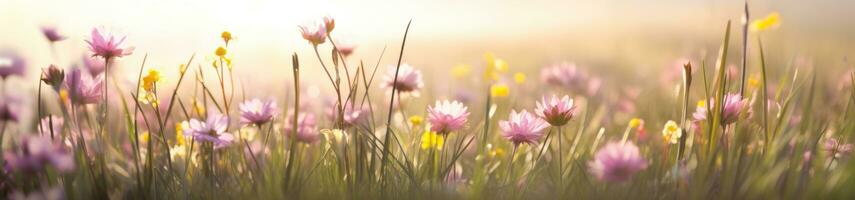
1, 0, 854, 94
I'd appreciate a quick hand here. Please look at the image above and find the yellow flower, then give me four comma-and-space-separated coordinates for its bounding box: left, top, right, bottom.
451, 64, 471, 78
409, 115, 424, 126
490, 84, 510, 97
138, 89, 159, 106
140, 131, 150, 144
239, 127, 258, 141
175, 121, 187, 146
215, 46, 228, 57
697, 100, 706, 108
483, 52, 508, 81
142, 69, 162, 92
59, 89, 69, 104
487, 143, 505, 158
662, 120, 682, 144
221, 31, 233, 44
747, 74, 760, 90
751, 12, 780, 32
513, 72, 526, 84
629, 118, 643, 128
420, 130, 444, 150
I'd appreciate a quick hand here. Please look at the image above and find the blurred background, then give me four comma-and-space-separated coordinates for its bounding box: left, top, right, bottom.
1, 0, 854, 98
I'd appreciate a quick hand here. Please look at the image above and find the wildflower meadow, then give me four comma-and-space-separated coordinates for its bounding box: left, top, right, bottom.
1, 1, 854, 199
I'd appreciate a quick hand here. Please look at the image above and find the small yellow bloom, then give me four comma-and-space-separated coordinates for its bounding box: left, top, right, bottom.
192, 99, 206, 116
513, 72, 526, 84
662, 120, 682, 144
696, 100, 706, 108
140, 131, 150, 144
629, 118, 643, 128
239, 127, 258, 141
487, 143, 505, 158
215, 46, 228, 57
142, 69, 162, 92
59, 89, 69, 103
490, 84, 510, 97
175, 121, 187, 146
451, 64, 471, 78
751, 12, 780, 32
221, 31, 233, 44
747, 74, 760, 90
409, 115, 424, 126
483, 52, 507, 81
420, 130, 444, 150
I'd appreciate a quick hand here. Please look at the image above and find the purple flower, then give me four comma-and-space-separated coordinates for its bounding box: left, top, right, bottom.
535, 95, 577, 126
4, 135, 75, 173
64, 68, 103, 105
499, 110, 550, 146
184, 113, 234, 149
85, 28, 134, 59
0, 50, 26, 79
298, 22, 327, 46
588, 142, 647, 183
0, 97, 20, 122
41, 26, 66, 42
692, 93, 751, 125
38, 115, 64, 137
541, 62, 587, 89
239, 98, 278, 125
327, 104, 368, 128
824, 138, 854, 159
335, 40, 355, 57
82, 55, 105, 76
427, 100, 470, 134
382, 63, 424, 95
284, 112, 319, 143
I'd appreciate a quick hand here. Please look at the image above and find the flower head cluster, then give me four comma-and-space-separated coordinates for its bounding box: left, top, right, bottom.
499, 110, 550, 146
184, 113, 234, 149
86, 28, 133, 59
588, 142, 648, 183
535, 95, 577, 126
427, 100, 470, 134
240, 99, 279, 125
4, 135, 74, 173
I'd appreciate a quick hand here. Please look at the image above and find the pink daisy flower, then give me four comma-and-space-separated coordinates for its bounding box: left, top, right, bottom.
588, 142, 648, 183
535, 95, 577, 126
427, 100, 470, 134
499, 110, 550, 146
85, 28, 133, 59
382, 63, 423, 95
184, 113, 234, 149
239, 98, 278, 125
299, 22, 327, 46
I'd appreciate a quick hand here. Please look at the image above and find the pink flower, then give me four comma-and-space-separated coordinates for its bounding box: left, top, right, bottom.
239, 98, 278, 125
540, 62, 601, 96
535, 95, 577, 126
0, 50, 26, 79
824, 138, 854, 158
299, 23, 327, 46
335, 40, 355, 57
588, 142, 647, 183
499, 110, 550, 146
382, 63, 423, 94
427, 100, 470, 134
692, 93, 751, 125
184, 113, 234, 149
38, 115, 64, 137
64, 68, 103, 105
85, 28, 134, 59
41, 26, 66, 42
284, 112, 319, 143
323, 15, 335, 34
4, 135, 75, 173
